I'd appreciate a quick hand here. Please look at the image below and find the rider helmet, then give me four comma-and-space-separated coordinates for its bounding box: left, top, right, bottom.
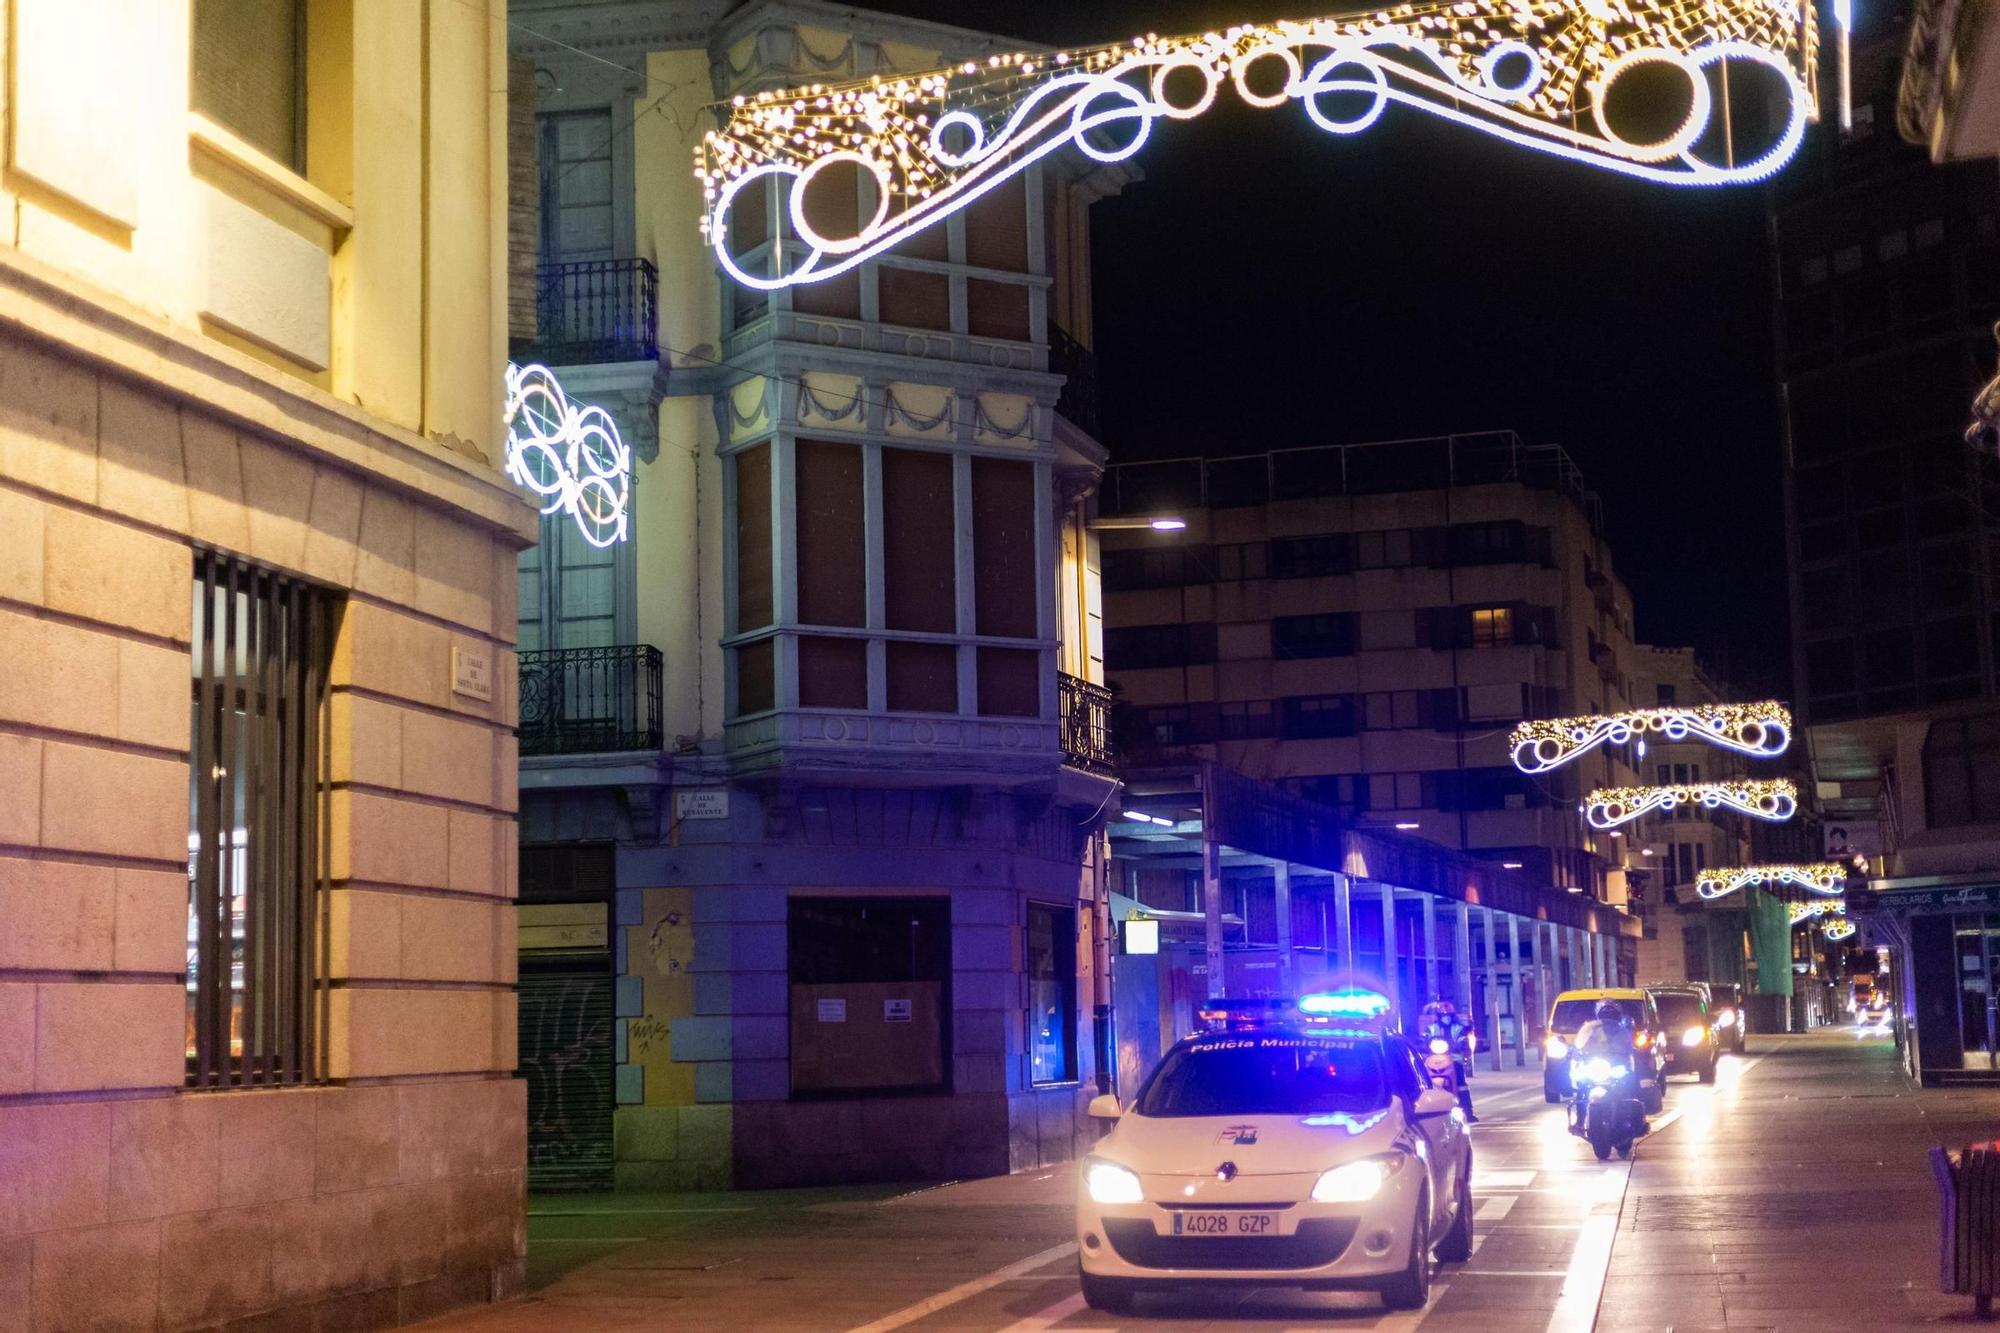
1596, 1000, 1625, 1025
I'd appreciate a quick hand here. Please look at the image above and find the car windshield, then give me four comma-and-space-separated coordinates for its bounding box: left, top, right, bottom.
1134, 1034, 1390, 1118
1653, 992, 1705, 1026
1551, 998, 1644, 1032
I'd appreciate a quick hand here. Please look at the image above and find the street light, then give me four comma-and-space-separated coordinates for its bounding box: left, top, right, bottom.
1090, 514, 1186, 532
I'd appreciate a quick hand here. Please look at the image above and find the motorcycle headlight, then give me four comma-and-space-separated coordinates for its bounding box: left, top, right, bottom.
1084, 1160, 1143, 1205
1681, 1026, 1706, 1048
1544, 1035, 1568, 1059
1429, 1038, 1451, 1055
1578, 1057, 1615, 1084
1311, 1156, 1400, 1203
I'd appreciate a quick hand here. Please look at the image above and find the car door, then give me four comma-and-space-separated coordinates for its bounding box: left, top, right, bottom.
1390, 1038, 1461, 1226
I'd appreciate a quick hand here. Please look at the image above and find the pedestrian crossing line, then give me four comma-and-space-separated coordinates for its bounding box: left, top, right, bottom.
1472, 1169, 1538, 1190
996, 1292, 1088, 1332
846, 1243, 1078, 1333
1476, 1194, 1520, 1222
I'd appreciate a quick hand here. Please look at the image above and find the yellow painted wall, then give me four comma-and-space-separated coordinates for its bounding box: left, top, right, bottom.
1, 0, 507, 465
635, 48, 727, 743
627, 886, 697, 1106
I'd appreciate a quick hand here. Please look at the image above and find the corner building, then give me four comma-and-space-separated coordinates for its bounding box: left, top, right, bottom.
509, 0, 1121, 1190
0, 1, 529, 1329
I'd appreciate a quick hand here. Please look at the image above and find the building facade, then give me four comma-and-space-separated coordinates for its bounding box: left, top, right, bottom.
0, 1, 529, 1328
1781, 3, 2000, 1079
1097, 432, 1647, 906
507, 0, 1122, 1191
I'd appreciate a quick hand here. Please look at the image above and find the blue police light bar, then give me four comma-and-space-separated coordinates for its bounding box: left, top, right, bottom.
1298, 989, 1392, 1019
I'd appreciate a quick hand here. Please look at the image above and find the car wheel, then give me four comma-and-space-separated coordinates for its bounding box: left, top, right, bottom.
1380, 1191, 1432, 1310
1435, 1169, 1475, 1263
1544, 1076, 1562, 1105
1079, 1269, 1136, 1315
1643, 1079, 1664, 1115
1698, 1056, 1717, 1085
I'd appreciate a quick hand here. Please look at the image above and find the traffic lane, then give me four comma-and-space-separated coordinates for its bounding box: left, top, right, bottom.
893, 1065, 1666, 1331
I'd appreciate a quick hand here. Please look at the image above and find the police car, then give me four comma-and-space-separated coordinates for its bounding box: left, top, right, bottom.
1075, 990, 1474, 1314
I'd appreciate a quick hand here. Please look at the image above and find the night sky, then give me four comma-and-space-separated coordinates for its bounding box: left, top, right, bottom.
855, 2, 1792, 691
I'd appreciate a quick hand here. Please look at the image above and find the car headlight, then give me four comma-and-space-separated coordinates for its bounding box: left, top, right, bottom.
1714, 1009, 1736, 1028
1681, 1026, 1706, 1048
1544, 1035, 1568, 1059
1084, 1160, 1143, 1205
1310, 1156, 1400, 1203
1429, 1037, 1451, 1055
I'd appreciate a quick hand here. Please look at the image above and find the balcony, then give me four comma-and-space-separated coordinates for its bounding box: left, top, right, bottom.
519, 645, 663, 757
1058, 672, 1115, 776
514, 258, 659, 367
1048, 321, 1100, 439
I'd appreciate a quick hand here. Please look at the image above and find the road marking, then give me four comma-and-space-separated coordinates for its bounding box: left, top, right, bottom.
1473, 1169, 1538, 1190
1544, 1158, 1632, 1333
847, 1242, 1077, 1333
1477, 1194, 1519, 1222
998, 1292, 1087, 1332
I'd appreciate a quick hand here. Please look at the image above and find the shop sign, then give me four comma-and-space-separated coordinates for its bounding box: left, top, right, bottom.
816, 998, 847, 1023
1853, 883, 2000, 913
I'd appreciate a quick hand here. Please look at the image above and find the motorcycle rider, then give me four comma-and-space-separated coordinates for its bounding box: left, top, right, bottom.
1568, 1000, 1639, 1134
1416, 998, 1478, 1123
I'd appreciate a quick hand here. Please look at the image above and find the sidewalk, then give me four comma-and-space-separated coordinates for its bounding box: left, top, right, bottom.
1597, 1028, 1999, 1330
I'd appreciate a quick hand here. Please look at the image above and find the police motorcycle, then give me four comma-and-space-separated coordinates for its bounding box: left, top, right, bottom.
1566, 1003, 1648, 1161
1415, 1001, 1478, 1123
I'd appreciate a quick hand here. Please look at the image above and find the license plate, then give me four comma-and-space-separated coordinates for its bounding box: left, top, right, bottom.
1171, 1211, 1279, 1236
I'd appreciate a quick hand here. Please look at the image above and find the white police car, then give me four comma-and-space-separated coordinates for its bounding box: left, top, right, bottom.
1075, 991, 1474, 1313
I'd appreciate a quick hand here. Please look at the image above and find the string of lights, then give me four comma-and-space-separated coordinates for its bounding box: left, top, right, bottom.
504, 364, 631, 548
1695, 862, 1848, 901
1510, 700, 1792, 774
1582, 779, 1798, 830
696, 1, 1821, 292
1788, 898, 1844, 924
1822, 917, 1858, 942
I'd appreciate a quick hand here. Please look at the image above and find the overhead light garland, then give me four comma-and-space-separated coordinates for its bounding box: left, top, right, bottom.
1512, 701, 1792, 774
1788, 898, 1844, 924
504, 363, 631, 548
1822, 917, 1857, 942
1583, 779, 1798, 830
697, 1, 1820, 292
1695, 862, 1848, 901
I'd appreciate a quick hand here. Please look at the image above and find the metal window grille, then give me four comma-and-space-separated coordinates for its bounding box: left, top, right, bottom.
187, 551, 334, 1088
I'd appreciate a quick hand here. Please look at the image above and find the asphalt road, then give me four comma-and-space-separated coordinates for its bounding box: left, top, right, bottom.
417, 1028, 1980, 1332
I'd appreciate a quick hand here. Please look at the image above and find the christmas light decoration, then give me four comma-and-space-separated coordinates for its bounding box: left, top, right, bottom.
1695, 862, 1848, 902
1582, 779, 1798, 830
1788, 898, 1843, 924
1822, 917, 1857, 942
697, 1, 1820, 291
1512, 701, 1792, 774
504, 363, 631, 548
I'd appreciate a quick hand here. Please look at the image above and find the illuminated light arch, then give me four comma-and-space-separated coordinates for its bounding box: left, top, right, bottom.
1788, 898, 1844, 925
1582, 779, 1798, 831
504, 364, 631, 548
1511, 701, 1792, 775
1695, 862, 1848, 902
697, 2, 1820, 291
1821, 917, 1857, 942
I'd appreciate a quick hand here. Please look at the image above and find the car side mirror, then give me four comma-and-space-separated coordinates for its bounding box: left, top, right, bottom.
1411, 1088, 1458, 1119
1087, 1093, 1122, 1120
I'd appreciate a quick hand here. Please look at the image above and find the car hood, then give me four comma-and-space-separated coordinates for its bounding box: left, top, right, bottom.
1097, 1103, 1405, 1178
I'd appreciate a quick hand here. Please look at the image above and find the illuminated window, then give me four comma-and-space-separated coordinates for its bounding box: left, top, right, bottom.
191, 0, 307, 171
1470, 607, 1513, 647
1028, 903, 1078, 1086
187, 552, 334, 1088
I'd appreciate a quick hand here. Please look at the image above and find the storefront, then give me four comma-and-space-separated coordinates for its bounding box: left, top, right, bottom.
1852, 877, 2000, 1082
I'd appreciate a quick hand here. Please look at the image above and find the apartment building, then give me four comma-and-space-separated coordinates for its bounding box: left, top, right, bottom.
0, 2, 527, 1327
507, 0, 1121, 1190
1097, 432, 1646, 906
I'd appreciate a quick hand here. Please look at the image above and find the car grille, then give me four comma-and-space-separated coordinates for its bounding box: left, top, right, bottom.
1102, 1218, 1359, 1271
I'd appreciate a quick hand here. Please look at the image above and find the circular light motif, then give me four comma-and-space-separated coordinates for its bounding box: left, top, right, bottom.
504, 363, 631, 548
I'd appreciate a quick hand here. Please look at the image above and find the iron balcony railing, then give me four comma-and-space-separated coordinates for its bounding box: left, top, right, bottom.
517, 258, 659, 366
519, 645, 663, 757
1048, 321, 1100, 438
1058, 671, 1115, 776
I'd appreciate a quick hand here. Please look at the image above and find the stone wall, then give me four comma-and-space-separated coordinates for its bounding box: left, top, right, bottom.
0, 260, 532, 1328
